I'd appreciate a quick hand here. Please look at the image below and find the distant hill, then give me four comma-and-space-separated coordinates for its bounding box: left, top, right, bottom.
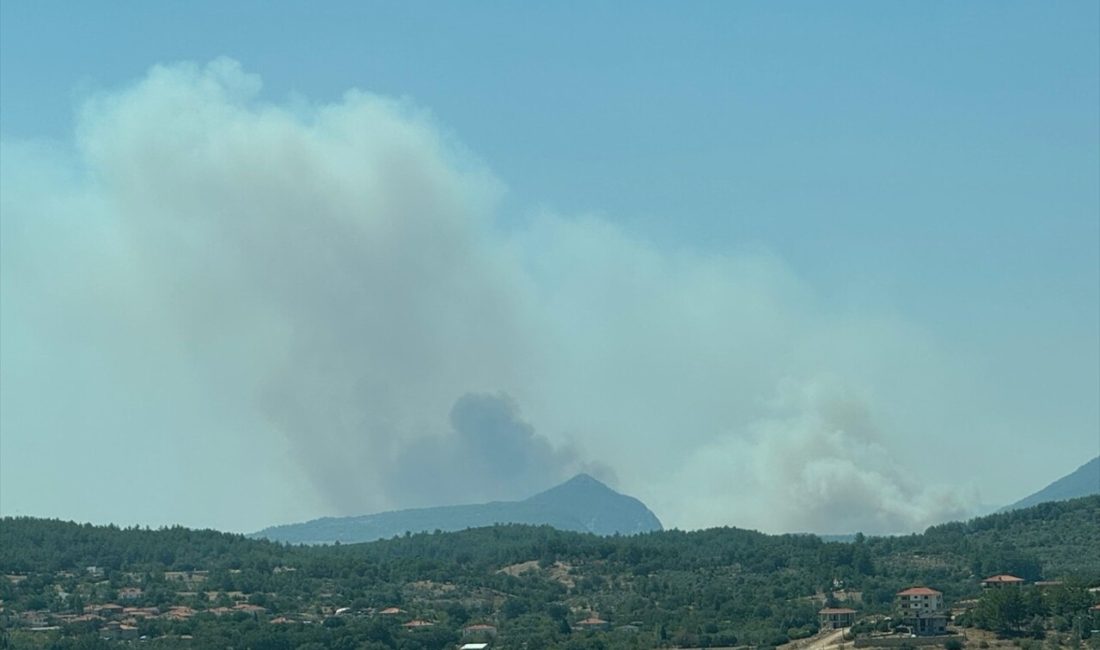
251, 473, 663, 544
1001, 456, 1100, 512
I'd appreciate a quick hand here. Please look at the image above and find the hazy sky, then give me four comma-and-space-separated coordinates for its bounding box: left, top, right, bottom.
1, 1, 1097, 535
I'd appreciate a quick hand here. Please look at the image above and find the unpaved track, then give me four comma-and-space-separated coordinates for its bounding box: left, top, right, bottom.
781, 628, 849, 650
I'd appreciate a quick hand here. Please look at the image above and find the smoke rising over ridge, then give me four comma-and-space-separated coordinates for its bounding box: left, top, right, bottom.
2, 59, 999, 533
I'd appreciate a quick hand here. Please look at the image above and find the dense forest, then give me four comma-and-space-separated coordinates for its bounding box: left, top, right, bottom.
2, 496, 1098, 649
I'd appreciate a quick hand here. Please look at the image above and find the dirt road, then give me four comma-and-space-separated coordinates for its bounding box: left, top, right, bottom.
780, 628, 850, 650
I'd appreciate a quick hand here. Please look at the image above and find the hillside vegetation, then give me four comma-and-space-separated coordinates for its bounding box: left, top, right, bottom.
1, 496, 1098, 649
1002, 456, 1100, 512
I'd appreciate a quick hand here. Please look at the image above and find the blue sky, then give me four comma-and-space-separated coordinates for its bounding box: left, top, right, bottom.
1, 2, 1097, 533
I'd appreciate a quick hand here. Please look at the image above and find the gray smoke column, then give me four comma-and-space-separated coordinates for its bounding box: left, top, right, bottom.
388, 392, 614, 506
1, 59, 986, 532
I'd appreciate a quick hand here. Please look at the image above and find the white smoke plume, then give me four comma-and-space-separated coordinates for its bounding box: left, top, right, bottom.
1, 59, 981, 533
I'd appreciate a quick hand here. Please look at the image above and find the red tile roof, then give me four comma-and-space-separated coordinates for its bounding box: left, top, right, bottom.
403, 619, 435, 628
576, 617, 609, 625
982, 574, 1025, 583
897, 587, 942, 596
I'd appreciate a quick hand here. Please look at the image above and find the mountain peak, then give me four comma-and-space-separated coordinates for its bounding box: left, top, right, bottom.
521, 473, 662, 535
525, 473, 618, 503
252, 473, 662, 544
559, 472, 608, 489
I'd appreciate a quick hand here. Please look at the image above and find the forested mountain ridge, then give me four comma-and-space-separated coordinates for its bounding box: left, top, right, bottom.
1001, 456, 1100, 512
2, 496, 1098, 649
250, 473, 663, 544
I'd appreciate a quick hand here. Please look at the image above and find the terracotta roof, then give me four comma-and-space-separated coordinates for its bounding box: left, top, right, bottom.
982, 574, 1024, 583
819, 608, 857, 614
403, 619, 435, 628
897, 587, 942, 596
379, 607, 405, 615
164, 606, 195, 620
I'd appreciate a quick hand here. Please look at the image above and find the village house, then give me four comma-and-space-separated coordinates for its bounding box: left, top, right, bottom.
981, 574, 1025, 588
118, 587, 144, 600
19, 610, 50, 627
463, 623, 498, 638
896, 587, 947, 636
403, 619, 436, 629
818, 607, 857, 629
163, 606, 196, 620
574, 616, 610, 631
89, 603, 124, 618
100, 621, 139, 641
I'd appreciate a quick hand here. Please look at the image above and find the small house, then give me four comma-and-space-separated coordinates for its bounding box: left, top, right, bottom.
818, 607, 856, 629
463, 624, 498, 638
981, 574, 1025, 588
574, 616, 610, 631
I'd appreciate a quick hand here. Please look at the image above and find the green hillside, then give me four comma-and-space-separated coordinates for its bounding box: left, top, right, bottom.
1002, 456, 1100, 512
2, 496, 1098, 649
